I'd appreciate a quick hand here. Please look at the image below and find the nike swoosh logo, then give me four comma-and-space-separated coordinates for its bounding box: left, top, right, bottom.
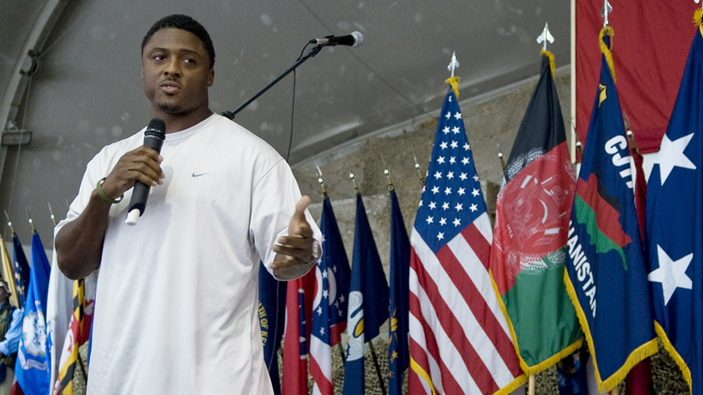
192, 172, 208, 177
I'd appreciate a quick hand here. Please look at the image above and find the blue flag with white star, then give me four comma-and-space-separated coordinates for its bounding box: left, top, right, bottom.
563, 27, 657, 393
15, 233, 51, 395
343, 194, 390, 395
388, 189, 410, 395
646, 22, 703, 395
12, 235, 31, 308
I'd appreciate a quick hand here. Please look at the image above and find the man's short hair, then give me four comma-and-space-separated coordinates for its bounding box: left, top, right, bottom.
141, 14, 216, 68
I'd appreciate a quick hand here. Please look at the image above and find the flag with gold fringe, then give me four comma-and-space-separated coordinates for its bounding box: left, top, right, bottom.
564, 26, 657, 393
646, 10, 703, 395
489, 50, 583, 376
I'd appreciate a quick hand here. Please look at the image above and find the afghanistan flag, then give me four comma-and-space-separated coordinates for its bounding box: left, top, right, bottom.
564, 27, 657, 393
646, 12, 703, 394
489, 50, 583, 375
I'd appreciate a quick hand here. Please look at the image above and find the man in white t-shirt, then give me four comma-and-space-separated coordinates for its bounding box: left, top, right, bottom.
54, 14, 320, 394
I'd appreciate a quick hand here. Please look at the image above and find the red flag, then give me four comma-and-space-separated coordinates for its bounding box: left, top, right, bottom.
625, 128, 654, 395
630, 139, 648, 242
281, 270, 315, 395
575, 0, 700, 154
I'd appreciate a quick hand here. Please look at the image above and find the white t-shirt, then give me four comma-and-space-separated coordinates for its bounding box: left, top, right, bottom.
56, 114, 319, 394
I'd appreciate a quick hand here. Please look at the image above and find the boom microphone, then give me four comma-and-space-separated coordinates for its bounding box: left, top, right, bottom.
125, 118, 166, 226
309, 31, 364, 47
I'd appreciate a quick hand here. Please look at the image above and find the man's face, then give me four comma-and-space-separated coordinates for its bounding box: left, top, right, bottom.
141, 28, 214, 116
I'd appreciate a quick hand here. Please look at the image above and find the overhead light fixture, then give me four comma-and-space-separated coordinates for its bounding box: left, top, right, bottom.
1, 130, 32, 146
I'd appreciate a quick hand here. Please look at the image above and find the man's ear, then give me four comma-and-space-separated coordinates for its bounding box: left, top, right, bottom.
207, 68, 214, 87
141, 68, 144, 81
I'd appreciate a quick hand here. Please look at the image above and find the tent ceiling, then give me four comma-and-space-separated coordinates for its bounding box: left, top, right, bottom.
0, 0, 570, 241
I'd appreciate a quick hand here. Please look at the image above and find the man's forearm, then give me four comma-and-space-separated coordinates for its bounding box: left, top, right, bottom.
55, 189, 112, 280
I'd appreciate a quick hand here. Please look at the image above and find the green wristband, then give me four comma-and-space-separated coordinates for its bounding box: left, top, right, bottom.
96, 177, 123, 204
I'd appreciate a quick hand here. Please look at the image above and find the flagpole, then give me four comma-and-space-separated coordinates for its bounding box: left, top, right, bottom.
316, 166, 347, 366
528, 374, 535, 395
411, 145, 425, 185
25, 207, 36, 234
48, 202, 57, 227
368, 341, 387, 395
570, 0, 577, 165
348, 170, 387, 395
315, 165, 328, 198
497, 143, 506, 170
2, 211, 19, 307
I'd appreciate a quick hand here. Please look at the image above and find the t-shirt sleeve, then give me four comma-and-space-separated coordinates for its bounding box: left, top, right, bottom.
249, 159, 321, 280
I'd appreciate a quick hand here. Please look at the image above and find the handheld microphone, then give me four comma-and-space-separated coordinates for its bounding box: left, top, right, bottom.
125, 118, 166, 226
309, 31, 364, 47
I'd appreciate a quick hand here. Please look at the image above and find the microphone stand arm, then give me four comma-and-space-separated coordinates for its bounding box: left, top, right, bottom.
221, 44, 326, 120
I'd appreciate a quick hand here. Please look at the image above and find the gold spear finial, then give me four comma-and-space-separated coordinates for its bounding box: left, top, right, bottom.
26, 208, 36, 234
315, 164, 328, 198
349, 168, 359, 195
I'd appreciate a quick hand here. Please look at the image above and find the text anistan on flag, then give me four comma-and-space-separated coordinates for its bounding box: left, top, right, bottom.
564, 26, 657, 394
408, 82, 526, 395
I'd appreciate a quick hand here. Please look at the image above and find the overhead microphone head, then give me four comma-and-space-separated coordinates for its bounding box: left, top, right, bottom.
309, 31, 365, 47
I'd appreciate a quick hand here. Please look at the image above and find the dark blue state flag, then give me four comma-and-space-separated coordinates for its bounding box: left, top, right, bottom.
564, 27, 657, 393
12, 235, 31, 308
310, 196, 351, 395
343, 194, 390, 395
646, 16, 703, 395
258, 262, 286, 395
388, 189, 410, 395
16, 233, 52, 395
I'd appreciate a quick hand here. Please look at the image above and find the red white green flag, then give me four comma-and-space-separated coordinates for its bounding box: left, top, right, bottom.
489, 50, 583, 375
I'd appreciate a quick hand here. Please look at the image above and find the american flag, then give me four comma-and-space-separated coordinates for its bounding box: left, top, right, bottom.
408, 90, 525, 394
309, 197, 350, 395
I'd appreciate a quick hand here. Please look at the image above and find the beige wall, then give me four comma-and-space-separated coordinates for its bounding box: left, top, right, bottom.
292, 66, 572, 273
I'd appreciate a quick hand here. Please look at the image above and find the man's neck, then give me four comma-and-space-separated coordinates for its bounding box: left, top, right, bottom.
155, 107, 214, 134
